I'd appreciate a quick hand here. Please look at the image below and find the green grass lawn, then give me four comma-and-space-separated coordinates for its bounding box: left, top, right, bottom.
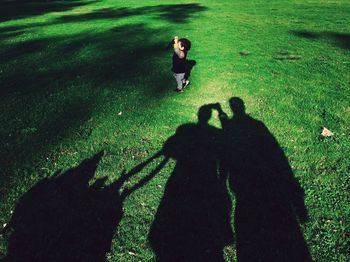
0, 0, 349, 261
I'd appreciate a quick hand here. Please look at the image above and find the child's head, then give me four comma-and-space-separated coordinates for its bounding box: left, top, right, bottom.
178, 41, 185, 51
178, 38, 191, 52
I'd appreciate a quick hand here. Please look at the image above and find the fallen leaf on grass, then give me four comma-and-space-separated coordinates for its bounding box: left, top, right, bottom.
274, 52, 302, 60
288, 54, 302, 60
321, 127, 334, 137
239, 50, 250, 56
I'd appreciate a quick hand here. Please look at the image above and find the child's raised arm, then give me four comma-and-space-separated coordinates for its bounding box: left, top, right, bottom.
173, 36, 185, 59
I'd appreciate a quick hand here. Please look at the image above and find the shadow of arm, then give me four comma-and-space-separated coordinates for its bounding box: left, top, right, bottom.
113, 151, 163, 189
214, 103, 229, 129
121, 156, 169, 200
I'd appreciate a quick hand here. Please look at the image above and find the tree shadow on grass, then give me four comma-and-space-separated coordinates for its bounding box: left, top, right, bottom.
0, 23, 201, 96
291, 30, 350, 50
0, 27, 24, 40
0, 3, 207, 42
0, 25, 171, 181
0, 3, 207, 43
0, 23, 169, 166
148, 105, 234, 261
1, 96, 95, 166
0, 3, 206, 195
217, 97, 311, 262
0, 0, 96, 22
0, 24, 165, 94
0, 3, 207, 95
56, 4, 207, 24
2, 150, 168, 261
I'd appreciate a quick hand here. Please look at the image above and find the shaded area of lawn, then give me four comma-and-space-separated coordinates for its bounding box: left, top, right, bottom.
291, 30, 350, 50
0, 3, 206, 189
56, 4, 207, 24
0, 23, 167, 188
0, 3, 207, 95
0, 23, 167, 95
0, 3, 207, 41
0, 2, 206, 23
0, 0, 96, 22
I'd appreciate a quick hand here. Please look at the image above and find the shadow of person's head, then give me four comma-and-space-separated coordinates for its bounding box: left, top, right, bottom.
229, 97, 245, 117
198, 105, 213, 125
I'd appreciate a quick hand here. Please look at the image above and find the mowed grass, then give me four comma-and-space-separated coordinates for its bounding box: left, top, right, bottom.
0, 0, 349, 261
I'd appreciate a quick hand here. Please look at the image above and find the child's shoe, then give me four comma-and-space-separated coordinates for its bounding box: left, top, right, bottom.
183, 80, 190, 89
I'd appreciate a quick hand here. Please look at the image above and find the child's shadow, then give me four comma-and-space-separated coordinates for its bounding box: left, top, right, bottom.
3, 151, 166, 262
185, 59, 196, 81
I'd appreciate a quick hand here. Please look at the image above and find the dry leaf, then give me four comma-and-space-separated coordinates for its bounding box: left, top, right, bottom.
321, 127, 334, 137
239, 50, 250, 56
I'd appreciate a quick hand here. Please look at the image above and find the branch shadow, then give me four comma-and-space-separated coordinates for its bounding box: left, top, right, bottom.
0, 3, 207, 43
0, 0, 95, 22
0, 23, 171, 170
0, 94, 98, 187
0, 26, 170, 177
291, 30, 350, 50
0, 2, 207, 194
0, 3, 207, 95
0, 13, 204, 96
218, 97, 311, 262
55, 4, 207, 24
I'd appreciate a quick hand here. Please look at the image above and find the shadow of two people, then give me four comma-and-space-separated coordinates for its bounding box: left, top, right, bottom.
146, 97, 311, 262
4, 97, 311, 262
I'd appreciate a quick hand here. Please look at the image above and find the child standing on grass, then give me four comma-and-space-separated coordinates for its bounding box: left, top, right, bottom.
172, 36, 190, 92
